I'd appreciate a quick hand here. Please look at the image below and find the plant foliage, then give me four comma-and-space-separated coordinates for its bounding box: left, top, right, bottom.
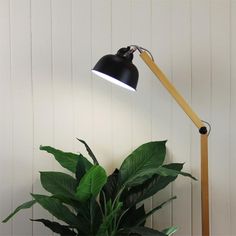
2, 140, 195, 235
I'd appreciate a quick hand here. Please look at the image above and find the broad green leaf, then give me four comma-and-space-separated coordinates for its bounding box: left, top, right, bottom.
69, 199, 102, 235
40, 171, 77, 199
53, 195, 96, 233
123, 163, 184, 206
37, 195, 91, 235
2, 200, 36, 223
75, 158, 87, 182
76, 165, 107, 202
96, 202, 123, 236
156, 166, 197, 180
124, 226, 166, 236
31, 219, 76, 236
162, 226, 178, 235
54, 195, 98, 233
77, 138, 99, 165
51, 195, 81, 211
89, 198, 103, 234
40, 145, 92, 173
101, 169, 119, 203
119, 204, 146, 229
31, 194, 78, 227
135, 196, 176, 226
119, 141, 167, 187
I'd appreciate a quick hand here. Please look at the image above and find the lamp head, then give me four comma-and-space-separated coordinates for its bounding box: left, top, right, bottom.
92, 47, 139, 91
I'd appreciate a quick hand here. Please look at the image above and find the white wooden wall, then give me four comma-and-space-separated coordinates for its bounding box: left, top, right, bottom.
0, 0, 235, 235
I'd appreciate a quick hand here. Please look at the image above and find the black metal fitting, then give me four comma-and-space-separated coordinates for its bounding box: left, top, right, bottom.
116, 47, 134, 61
199, 126, 208, 134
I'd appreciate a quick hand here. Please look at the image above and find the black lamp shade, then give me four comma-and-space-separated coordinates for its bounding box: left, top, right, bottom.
92, 53, 139, 91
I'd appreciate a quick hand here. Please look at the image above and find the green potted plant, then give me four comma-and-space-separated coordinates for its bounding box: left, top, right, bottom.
2, 139, 195, 236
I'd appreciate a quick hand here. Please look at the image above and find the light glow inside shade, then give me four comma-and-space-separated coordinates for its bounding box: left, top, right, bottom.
92, 70, 136, 91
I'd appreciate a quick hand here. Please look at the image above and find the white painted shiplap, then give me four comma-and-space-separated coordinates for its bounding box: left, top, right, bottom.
10, 0, 34, 235
91, 0, 113, 171
0, 1, 13, 236
0, 1, 235, 235
111, 0, 133, 167
131, 0, 153, 228
230, 2, 236, 235
72, 0, 93, 159
171, 1, 192, 235
151, 0, 173, 231
52, 0, 75, 154
31, 0, 54, 235
211, 1, 231, 235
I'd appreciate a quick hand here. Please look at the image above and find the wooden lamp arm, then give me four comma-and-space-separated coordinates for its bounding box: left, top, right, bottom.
140, 51, 205, 132
139, 51, 210, 236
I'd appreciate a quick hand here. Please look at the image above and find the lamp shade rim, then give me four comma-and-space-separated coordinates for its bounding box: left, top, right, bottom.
92, 69, 136, 91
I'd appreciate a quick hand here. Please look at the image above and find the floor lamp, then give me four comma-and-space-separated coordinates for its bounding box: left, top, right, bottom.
92, 45, 210, 236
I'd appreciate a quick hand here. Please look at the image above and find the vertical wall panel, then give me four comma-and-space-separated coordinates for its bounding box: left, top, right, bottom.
191, 0, 211, 235
111, 0, 133, 169
0, 1, 13, 235
151, 0, 173, 231
50, 1, 74, 229
171, 1, 192, 235
91, 0, 112, 170
230, 1, 236, 235
51, 0, 74, 154
131, 0, 153, 228
211, 0, 231, 235
10, 0, 34, 235
72, 0, 93, 157
31, 0, 54, 235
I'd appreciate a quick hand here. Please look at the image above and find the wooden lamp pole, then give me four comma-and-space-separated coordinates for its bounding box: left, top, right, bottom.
139, 51, 210, 236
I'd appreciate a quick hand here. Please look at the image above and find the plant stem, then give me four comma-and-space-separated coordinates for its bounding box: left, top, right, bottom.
112, 185, 125, 209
